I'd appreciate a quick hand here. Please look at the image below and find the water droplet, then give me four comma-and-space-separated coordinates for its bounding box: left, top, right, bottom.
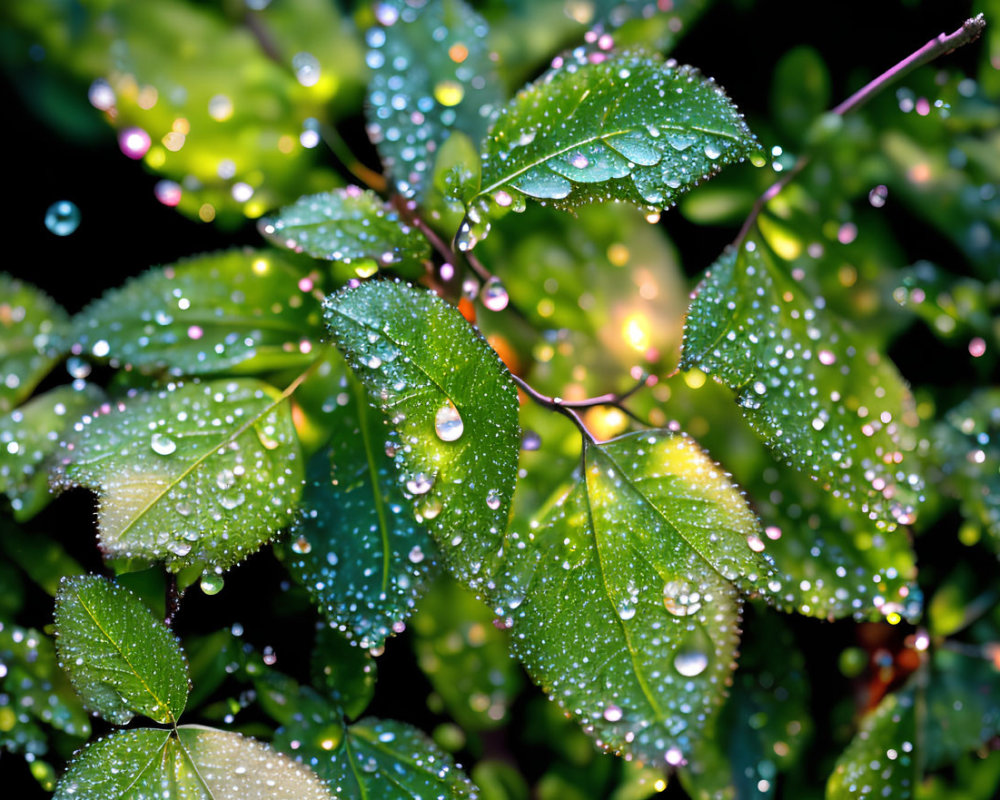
218, 491, 246, 510
118, 127, 151, 159
150, 432, 177, 456
434, 401, 464, 442
603, 704, 623, 722
747, 534, 766, 553
673, 647, 709, 677
704, 143, 721, 159
481, 277, 509, 311
167, 540, 192, 556
216, 469, 237, 490
486, 489, 502, 510
292, 52, 321, 87
617, 600, 636, 620
868, 184, 888, 208
154, 180, 182, 207
44, 201, 81, 236
418, 495, 442, 520
201, 574, 225, 595
434, 80, 464, 107
291, 535, 312, 554
662, 580, 702, 616
406, 473, 433, 495
408, 545, 425, 564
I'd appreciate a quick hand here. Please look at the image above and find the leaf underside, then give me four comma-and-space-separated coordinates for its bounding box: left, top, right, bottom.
457, 48, 757, 250
324, 280, 520, 593
285, 375, 439, 650
54, 575, 189, 726
681, 234, 923, 532
496, 430, 773, 763
52, 378, 303, 572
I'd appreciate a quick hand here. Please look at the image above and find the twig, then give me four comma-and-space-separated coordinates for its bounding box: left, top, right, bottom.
164, 572, 181, 627
512, 373, 596, 443
734, 14, 986, 248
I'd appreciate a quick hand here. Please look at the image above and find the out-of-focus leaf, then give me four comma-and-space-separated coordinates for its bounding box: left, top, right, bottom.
0, 274, 69, 414
681, 609, 811, 799
311, 625, 377, 721
63, 249, 325, 377
771, 46, 831, 141
457, 49, 757, 250
324, 280, 520, 593
54, 575, 189, 725
260, 187, 430, 279
411, 574, 522, 730
275, 702, 477, 799
682, 232, 924, 532
52, 379, 304, 573
284, 374, 439, 649
496, 430, 773, 764
53, 726, 333, 800
0, 383, 104, 520
365, 0, 503, 200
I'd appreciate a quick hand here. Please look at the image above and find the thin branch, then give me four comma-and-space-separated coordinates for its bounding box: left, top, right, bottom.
320, 124, 387, 192
164, 572, 181, 627
735, 14, 986, 248
512, 373, 597, 443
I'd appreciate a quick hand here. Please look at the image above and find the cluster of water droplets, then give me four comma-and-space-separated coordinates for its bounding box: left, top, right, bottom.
258, 187, 429, 276
365, 0, 501, 200
51, 379, 303, 571
456, 49, 758, 251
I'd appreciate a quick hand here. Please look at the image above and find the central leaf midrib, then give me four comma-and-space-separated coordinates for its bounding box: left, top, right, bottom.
354, 381, 392, 595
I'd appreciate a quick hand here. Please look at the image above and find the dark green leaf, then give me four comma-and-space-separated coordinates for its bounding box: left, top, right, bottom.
457, 49, 757, 250
54, 575, 189, 725
52, 378, 304, 573
0, 383, 104, 520
770, 46, 831, 141
63, 249, 324, 377
311, 625, 377, 721
275, 703, 477, 799
0, 274, 69, 413
365, 0, 503, 200
324, 280, 520, 593
411, 574, 522, 730
0, 521, 87, 596
496, 430, 774, 764
681, 233, 924, 531
260, 188, 430, 278
284, 374, 439, 649
54, 726, 333, 800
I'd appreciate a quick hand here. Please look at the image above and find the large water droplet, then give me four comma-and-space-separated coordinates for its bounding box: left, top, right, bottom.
118, 127, 151, 160
218, 491, 246, 510
201, 573, 225, 595
150, 432, 177, 456
673, 647, 709, 677
486, 489, 502, 510
45, 201, 81, 236
481, 277, 509, 311
704, 142, 721, 160
868, 184, 888, 208
434, 401, 464, 442
167, 540, 192, 557
406, 473, 433, 495
617, 599, 636, 620
216, 469, 237, 490
662, 580, 702, 617
292, 52, 321, 87
602, 703, 623, 722
434, 80, 464, 107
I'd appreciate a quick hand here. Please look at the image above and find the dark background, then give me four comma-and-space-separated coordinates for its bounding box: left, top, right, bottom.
0, 0, 986, 797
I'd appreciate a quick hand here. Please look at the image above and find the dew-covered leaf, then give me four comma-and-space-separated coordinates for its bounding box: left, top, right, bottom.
324, 280, 520, 593
826, 690, 917, 800
457, 49, 756, 250
681, 233, 923, 531
260, 187, 430, 279
0, 383, 104, 520
63, 249, 324, 377
0, 274, 69, 414
275, 702, 477, 800
0, 620, 91, 759
680, 609, 811, 799
52, 378, 304, 573
284, 374, 439, 650
54, 575, 189, 726
365, 0, 503, 200
933, 389, 1000, 555
53, 725, 333, 800
411, 574, 522, 730
311, 625, 377, 721
496, 430, 774, 764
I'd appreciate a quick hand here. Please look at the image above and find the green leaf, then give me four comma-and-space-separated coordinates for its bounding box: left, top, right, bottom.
54, 726, 333, 800
457, 49, 757, 250
933, 389, 1000, 554
275, 704, 477, 799
365, 0, 503, 200
681, 233, 924, 531
496, 430, 774, 764
324, 280, 521, 593
411, 574, 523, 730
0, 383, 104, 520
63, 249, 324, 377
54, 575, 189, 726
770, 46, 831, 141
680, 609, 811, 799
311, 625, 377, 721
52, 378, 304, 573
826, 690, 917, 800
284, 373, 439, 649
0, 620, 91, 755
0, 274, 69, 413
260, 188, 431, 279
